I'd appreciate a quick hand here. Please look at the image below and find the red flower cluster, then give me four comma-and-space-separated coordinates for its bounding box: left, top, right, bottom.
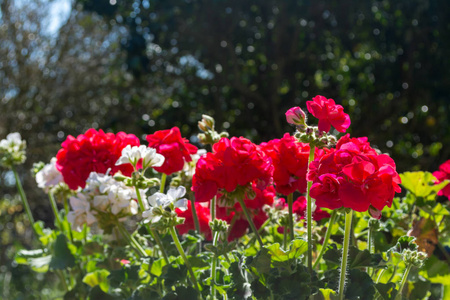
216, 184, 276, 240
176, 202, 212, 240
308, 134, 401, 215
56, 129, 140, 190
433, 160, 450, 200
192, 137, 273, 203
260, 134, 311, 195
306, 95, 351, 133
146, 127, 198, 175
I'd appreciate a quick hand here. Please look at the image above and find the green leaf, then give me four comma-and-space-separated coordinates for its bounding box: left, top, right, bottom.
388, 236, 418, 254
323, 245, 385, 269
247, 248, 271, 274
150, 257, 167, 276
318, 288, 338, 300
264, 239, 308, 262
374, 282, 398, 300
83, 269, 111, 293
399, 172, 448, 200
49, 234, 75, 270
409, 277, 431, 300
87, 285, 119, 300
345, 269, 375, 300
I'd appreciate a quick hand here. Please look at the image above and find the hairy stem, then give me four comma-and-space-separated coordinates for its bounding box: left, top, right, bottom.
210, 231, 220, 299
338, 210, 353, 300
306, 144, 316, 274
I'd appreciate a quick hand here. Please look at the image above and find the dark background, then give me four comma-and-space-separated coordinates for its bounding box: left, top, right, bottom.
1, 0, 449, 297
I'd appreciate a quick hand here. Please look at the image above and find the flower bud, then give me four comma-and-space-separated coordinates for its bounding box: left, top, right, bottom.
198, 114, 215, 132
285, 107, 307, 127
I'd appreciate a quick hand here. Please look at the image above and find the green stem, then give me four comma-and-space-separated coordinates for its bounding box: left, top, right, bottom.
313, 210, 338, 269
169, 227, 201, 298
12, 166, 37, 235
134, 185, 170, 264
236, 196, 263, 247
338, 210, 353, 300
210, 231, 220, 299
48, 192, 63, 230
190, 198, 201, 234
283, 227, 288, 250
367, 219, 375, 275
287, 193, 294, 242
396, 264, 412, 300
210, 196, 216, 222
117, 222, 147, 257
306, 144, 316, 274
160, 173, 167, 193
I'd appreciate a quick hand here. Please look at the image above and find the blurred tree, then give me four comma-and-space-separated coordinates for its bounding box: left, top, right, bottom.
77, 0, 450, 173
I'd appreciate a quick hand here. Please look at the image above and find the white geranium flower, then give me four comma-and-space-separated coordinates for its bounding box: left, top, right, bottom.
142, 186, 188, 223
67, 193, 97, 232
0, 132, 27, 167
0, 132, 23, 149
115, 145, 165, 170
35, 158, 63, 193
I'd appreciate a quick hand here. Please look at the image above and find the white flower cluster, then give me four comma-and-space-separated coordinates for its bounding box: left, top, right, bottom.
35, 158, 63, 193
0, 132, 27, 167
68, 172, 146, 231
142, 186, 188, 223
116, 145, 165, 170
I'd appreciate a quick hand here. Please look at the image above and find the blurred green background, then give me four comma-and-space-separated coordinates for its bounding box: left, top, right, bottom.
1, 0, 450, 298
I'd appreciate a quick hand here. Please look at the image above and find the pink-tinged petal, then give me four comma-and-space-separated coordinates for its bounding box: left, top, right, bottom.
368, 206, 382, 219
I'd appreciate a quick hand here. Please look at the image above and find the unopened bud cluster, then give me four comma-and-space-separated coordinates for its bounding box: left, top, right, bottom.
197, 115, 229, 145
403, 249, 427, 267
294, 126, 337, 148
0, 133, 27, 168
114, 172, 160, 189
209, 219, 229, 233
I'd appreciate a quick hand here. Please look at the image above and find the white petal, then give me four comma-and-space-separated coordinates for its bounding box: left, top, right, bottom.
174, 199, 188, 211
167, 186, 186, 201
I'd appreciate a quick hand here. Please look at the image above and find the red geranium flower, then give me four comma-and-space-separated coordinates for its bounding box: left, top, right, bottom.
56, 129, 140, 190
433, 160, 450, 200
260, 134, 310, 195
146, 127, 198, 175
306, 95, 351, 133
176, 201, 212, 240
192, 137, 273, 203
309, 134, 401, 215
